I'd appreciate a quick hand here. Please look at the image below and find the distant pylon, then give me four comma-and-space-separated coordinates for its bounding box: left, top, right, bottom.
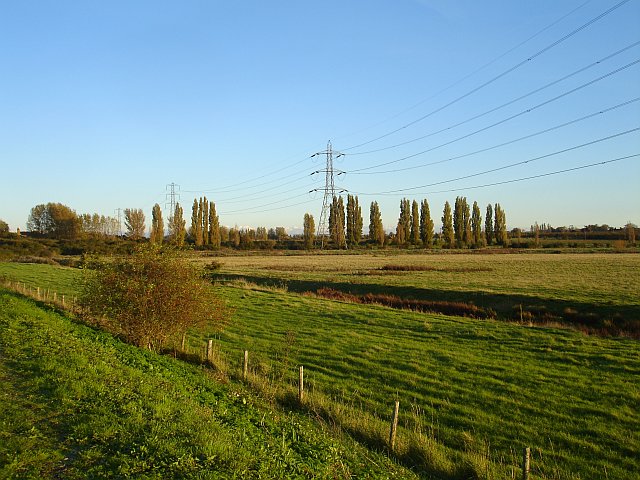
310, 141, 345, 248
165, 183, 180, 218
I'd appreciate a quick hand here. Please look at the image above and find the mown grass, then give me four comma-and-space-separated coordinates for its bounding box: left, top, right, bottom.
2, 259, 639, 478
0, 289, 416, 479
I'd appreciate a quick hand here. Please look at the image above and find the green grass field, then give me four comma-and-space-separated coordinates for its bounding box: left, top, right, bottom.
209, 252, 640, 334
0, 289, 415, 479
1, 254, 639, 479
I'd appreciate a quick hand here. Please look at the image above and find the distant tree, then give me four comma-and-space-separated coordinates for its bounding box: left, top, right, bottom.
228, 227, 240, 247
209, 202, 220, 248
275, 227, 288, 241
219, 225, 229, 243
532, 222, 541, 248
168, 203, 186, 246
190, 199, 199, 244
442, 201, 454, 249
256, 226, 268, 241
239, 228, 254, 249
80, 245, 228, 351
463, 198, 472, 247
303, 213, 315, 249
471, 201, 484, 248
0, 219, 9, 235
395, 220, 406, 245
485, 204, 494, 246
353, 195, 364, 245
494, 203, 508, 246
411, 200, 420, 245
27, 204, 49, 234
195, 198, 204, 247
150, 204, 164, 245
202, 197, 209, 246
27, 202, 81, 239
346, 195, 362, 247
124, 208, 146, 240
398, 198, 411, 246
369, 201, 385, 246
329, 196, 346, 248
419, 199, 434, 248
626, 222, 637, 245
454, 196, 470, 248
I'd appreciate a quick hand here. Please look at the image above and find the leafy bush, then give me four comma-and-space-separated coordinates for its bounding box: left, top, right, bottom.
80, 246, 229, 351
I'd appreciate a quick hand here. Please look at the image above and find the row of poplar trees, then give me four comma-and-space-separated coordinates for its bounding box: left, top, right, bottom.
315, 195, 507, 249
148, 197, 221, 247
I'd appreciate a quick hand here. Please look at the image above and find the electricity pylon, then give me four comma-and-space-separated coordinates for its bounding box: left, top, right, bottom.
310, 141, 345, 248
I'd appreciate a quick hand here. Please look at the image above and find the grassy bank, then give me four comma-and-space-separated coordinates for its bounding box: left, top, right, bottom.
0, 289, 415, 479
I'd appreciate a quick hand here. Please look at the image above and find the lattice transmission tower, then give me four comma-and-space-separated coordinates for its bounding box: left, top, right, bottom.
310, 141, 345, 248
165, 183, 180, 218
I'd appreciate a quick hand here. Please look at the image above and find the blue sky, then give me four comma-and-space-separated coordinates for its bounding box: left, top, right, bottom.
1, 0, 639, 233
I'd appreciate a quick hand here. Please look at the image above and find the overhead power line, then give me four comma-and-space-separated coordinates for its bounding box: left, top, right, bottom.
349, 98, 640, 175
352, 154, 639, 197
352, 127, 639, 195
347, 41, 640, 156
332, 1, 593, 144
341, 0, 633, 152
348, 59, 640, 173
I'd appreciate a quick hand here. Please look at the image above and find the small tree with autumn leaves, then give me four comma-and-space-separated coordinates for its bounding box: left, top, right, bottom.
80, 245, 229, 351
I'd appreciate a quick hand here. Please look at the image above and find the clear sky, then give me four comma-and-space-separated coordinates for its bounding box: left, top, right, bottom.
1, 0, 639, 234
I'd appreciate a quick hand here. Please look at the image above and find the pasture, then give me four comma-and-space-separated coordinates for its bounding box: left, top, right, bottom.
1, 252, 639, 479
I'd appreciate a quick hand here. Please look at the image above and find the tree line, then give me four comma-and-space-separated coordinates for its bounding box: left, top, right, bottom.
19, 198, 637, 249
303, 195, 508, 249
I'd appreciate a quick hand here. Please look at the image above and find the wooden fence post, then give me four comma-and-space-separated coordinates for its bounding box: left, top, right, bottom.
53, 292, 57, 303
522, 447, 530, 480
62, 295, 65, 307
242, 350, 248, 381
207, 339, 213, 362
298, 366, 304, 402
181, 332, 187, 351
389, 400, 400, 452
37, 287, 40, 299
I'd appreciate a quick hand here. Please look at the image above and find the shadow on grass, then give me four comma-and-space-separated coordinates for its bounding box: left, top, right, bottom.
212, 273, 640, 338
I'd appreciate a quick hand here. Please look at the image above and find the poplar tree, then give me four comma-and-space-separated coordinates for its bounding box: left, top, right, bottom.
355, 196, 363, 245
395, 221, 406, 245
419, 199, 434, 248
453, 197, 463, 247
329, 196, 346, 248
346, 195, 363, 247
209, 202, 220, 248
398, 198, 411, 246
169, 203, 186, 246
150, 203, 164, 245
191, 199, 199, 244
303, 213, 315, 249
195, 198, 204, 247
202, 197, 209, 246
369, 201, 384, 246
471, 201, 484, 248
485, 204, 494, 246
494, 203, 508, 246
411, 200, 420, 245
346, 195, 356, 247
463, 198, 472, 247
442, 201, 454, 249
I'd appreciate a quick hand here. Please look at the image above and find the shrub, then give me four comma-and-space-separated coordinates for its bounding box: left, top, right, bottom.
80, 246, 229, 351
